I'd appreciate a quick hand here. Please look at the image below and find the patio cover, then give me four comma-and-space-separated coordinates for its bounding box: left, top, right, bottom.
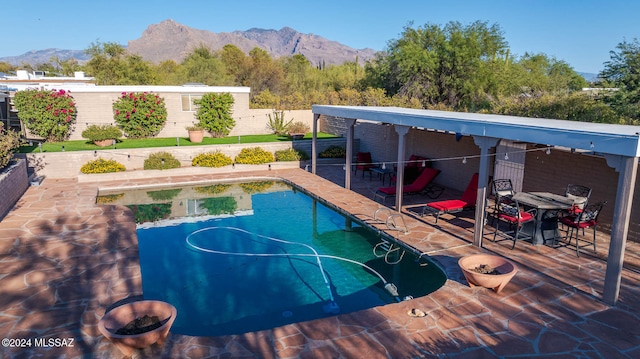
311, 105, 640, 306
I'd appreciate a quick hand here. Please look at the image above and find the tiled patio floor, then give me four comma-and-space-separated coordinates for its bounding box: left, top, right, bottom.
1, 166, 639, 358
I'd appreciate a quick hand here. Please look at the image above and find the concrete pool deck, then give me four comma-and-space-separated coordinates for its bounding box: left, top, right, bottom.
1, 166, 639, 358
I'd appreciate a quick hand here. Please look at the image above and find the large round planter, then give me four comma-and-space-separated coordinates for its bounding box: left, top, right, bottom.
458, 254, 518, 293
94, 139, 115, 147
98, 300, 177, 356
188, 130, 204, 143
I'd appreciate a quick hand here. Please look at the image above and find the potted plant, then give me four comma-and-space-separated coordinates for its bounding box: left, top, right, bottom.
81, 124, 122, 146
98, 299, 177, 356
458, 254, 518, 293
185, 125, 204, 143
287, 121, 310, 140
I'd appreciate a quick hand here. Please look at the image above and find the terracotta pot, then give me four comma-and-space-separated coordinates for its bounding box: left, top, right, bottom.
98, 300, 177, 357
94, 139, 115, 147
188, 130, 204, 143
458, 254, 518, 293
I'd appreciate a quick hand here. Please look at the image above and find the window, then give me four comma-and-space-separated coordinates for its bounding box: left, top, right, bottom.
181, 94, 202, 112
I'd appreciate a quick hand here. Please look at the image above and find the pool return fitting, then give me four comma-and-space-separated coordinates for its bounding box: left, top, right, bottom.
185, 226, 405, 314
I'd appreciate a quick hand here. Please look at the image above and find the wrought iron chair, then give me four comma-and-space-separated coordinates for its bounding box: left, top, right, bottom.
491, 179, 515, 225
557, 201, 606, 257
565, 184, 592, 214
492, 198, 537, 249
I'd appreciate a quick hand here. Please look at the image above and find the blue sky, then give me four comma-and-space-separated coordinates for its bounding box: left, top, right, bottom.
3, 0, 639, 73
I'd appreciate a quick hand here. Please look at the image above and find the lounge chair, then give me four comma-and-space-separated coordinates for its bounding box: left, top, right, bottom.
354, 152, 376, 178
422, 173, 479, 223
373, 167, 442, 203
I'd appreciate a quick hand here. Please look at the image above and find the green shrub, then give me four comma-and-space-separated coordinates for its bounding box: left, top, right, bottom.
80, 158, 126, 174
0, 128, 21, 170
194, 92, 235, 138
112, 92, 168, 138
275, 148, 308, 161
234, 147, 274, 164
319, 145, 346, 158
192, 151, 233, 167
144, 151, 181, 170
81, 124, 122, 142
147, 188, 182, 201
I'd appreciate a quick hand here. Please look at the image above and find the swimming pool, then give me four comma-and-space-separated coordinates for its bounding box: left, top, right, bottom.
99, 180, 446, 337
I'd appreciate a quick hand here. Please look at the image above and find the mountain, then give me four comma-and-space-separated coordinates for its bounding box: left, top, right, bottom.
578, 72, 599, 82
0, 20, 377, 68
0, 48, 90, 66
126, 19, 377, 66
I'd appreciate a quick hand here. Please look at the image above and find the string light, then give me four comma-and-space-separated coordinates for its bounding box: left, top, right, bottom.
421, 160, 426, 167
546, 147, 551, 155
590, 141, 595, 149
504, 152, 509, 160
462, 157, 467, 164
381, 162, 386, 170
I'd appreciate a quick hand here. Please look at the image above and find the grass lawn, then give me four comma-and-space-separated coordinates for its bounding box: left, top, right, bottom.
19, 132, 338, 153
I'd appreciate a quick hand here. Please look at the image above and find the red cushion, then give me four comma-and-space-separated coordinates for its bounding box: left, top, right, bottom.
499, 211, 534, 223
428, 199, 467, 211
377, 187, 396, 195
560, 217, 596, 228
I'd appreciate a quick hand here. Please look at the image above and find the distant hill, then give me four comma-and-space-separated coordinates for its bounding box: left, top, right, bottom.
0, 19, 377, 67
0, 48, 90, 67
579, 72, 599, 82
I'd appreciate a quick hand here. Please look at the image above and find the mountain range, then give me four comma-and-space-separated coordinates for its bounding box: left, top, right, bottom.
0, 19, 377, 68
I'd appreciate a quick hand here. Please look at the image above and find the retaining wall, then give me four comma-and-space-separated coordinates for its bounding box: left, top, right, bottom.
0, 159, 29, 220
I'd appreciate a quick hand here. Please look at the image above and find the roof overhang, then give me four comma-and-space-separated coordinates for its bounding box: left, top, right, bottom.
312, 105, 640, 158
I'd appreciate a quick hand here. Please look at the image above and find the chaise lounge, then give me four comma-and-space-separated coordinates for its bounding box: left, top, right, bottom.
373, 167, 443, 203
422, 173, 479, 223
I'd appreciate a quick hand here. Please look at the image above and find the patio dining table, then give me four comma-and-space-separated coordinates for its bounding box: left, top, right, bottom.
512, 191, 575, 245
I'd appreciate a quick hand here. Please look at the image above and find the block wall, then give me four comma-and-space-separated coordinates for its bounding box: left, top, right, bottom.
0, 159, 29, 220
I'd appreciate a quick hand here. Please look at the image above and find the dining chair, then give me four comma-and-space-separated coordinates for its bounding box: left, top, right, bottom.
557, 201, 606, 257
354, 152, 375, 178
491, 179, 515, 225
492, 198, 537, 249
565, 184, 592, 213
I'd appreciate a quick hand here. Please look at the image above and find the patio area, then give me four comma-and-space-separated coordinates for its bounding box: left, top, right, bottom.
1, 165, 639, 358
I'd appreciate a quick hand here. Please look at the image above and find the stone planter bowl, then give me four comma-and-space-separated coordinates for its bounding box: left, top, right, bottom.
458, 254, 518, 293
98, 300, 177, 356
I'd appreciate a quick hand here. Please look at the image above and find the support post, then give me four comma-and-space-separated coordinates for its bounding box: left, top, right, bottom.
472, 136, 500, 247
394, 125, 411, 211
603, 154, 638, 305
311, 113, 319, 174
344, 118, 356, 190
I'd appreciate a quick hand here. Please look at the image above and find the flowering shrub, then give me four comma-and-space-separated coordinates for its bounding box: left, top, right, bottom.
80, 158, 126, 174
192, 151, 233, 167
234, 147, 274, 164
275, 148, 308, 161
194, 184, 231, 195
112, 92, 167, 138
0, 127, 22, 170
12, 88, 77, 141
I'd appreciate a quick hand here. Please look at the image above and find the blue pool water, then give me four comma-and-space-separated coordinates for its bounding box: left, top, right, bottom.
127, 181, 446, 337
